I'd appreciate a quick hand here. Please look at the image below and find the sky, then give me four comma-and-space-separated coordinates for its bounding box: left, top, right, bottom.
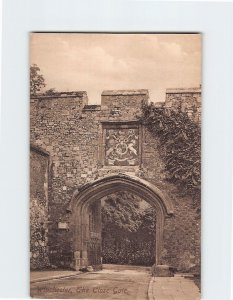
30, 33, 201, 104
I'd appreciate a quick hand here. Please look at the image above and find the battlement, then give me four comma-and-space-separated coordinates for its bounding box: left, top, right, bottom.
30, 88, 201, 124
31, 91, 88, 99
30, 91, 88, 115
100, 89, 149, 120
101, 89, 149, 96
166, 87, 201, 94
165, 86, 201, 124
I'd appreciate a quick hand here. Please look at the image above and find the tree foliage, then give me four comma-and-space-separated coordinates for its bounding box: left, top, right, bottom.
44, 88, 57, 96
102, 192, 156, 266
102, 192, 142, 234
30, 64, 46, 96
141, 102, 201, 207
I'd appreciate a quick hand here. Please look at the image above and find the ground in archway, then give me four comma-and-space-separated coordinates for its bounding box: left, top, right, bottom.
30, 264, 151, 299
30, 264, 200, 299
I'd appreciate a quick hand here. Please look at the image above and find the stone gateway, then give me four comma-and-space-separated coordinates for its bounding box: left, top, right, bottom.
30, 88, 201, 272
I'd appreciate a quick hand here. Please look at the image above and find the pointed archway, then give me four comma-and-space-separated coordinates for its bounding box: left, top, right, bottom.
69, 173, 174, 270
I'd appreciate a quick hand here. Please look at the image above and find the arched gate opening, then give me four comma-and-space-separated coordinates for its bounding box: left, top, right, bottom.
69, 174, 174, 270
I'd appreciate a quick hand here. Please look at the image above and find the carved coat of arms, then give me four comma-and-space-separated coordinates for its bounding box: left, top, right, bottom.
105, 128, 139, 166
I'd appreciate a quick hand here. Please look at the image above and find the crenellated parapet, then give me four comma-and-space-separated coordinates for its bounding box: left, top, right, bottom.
165, 87, 201, 124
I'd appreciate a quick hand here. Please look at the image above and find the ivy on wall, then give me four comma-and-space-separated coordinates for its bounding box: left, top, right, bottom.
141, 102, 201, 209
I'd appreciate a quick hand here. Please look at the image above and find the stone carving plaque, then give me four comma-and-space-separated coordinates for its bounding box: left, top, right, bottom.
105, 127, 139, 166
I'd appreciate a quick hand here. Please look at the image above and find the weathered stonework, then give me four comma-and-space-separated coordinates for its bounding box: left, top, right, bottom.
30, 147, 50, 269
165, 87, 201, 125
30, 88, 201, 272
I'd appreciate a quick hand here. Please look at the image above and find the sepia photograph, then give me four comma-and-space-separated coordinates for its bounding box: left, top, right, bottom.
30, 33, 201, 299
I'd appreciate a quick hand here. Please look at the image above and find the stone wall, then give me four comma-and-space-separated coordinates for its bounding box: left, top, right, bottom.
101, 89, 149, 120
30, 89, 200, 272
140, 129, 200, 272
30, 147, 50, 269
165, 87, 201, 125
